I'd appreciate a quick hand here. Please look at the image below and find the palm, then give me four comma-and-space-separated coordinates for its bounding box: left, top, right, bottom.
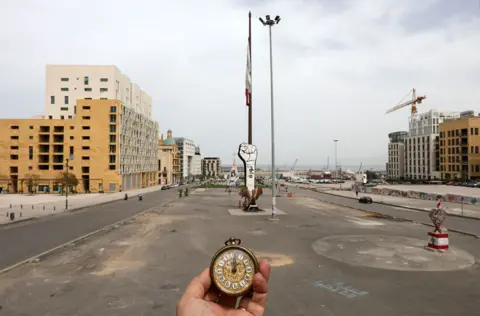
184, 298, 252, 316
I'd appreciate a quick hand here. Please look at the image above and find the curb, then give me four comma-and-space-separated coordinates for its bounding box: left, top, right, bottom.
307, 188, 480, 221
295, 188, 480, 239
0, 187, 167, 228
0, 196, 178, 275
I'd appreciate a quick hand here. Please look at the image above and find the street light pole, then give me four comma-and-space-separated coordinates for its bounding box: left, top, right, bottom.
65, 158, 69, 210
260, 14, 281, 220
334, 140, 338, 179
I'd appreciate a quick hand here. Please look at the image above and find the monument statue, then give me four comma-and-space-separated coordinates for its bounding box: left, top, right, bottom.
238, 143, 262, 211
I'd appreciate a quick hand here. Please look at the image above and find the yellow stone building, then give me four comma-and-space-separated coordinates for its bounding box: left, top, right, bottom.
158, 129, 181, 185
0, 99, 158, 193
439, 116, 480, 181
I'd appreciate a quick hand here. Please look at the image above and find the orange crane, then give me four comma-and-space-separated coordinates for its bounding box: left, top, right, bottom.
385, 88, 426, 116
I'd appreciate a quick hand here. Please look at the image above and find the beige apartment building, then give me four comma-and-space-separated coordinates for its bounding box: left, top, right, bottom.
0, 100, 158, 193
45, 65, 152, 120
158, 130, 181, 185
439, 116, 480, 181
202, 157, 221, 178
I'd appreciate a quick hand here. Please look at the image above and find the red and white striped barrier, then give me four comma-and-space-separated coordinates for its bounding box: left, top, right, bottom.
427, 231, 449, 251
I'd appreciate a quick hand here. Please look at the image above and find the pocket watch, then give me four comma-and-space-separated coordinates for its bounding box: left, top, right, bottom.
210, 237, 259, 297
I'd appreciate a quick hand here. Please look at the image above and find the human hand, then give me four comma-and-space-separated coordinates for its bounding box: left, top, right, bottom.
177, 259, 271, 316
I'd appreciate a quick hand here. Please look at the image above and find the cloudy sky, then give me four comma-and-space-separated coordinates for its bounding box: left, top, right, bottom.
0, 0, 479, 168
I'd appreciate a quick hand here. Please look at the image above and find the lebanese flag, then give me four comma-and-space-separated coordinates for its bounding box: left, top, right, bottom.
245, 40, 252, 106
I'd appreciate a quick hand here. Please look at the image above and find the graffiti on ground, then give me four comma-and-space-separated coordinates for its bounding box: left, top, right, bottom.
314, 281, 369, 299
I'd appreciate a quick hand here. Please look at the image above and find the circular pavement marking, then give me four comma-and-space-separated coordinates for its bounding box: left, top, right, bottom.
312, 235, 475, 272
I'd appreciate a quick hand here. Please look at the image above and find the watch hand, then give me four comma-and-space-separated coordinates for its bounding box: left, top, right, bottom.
232, 255, 237, 273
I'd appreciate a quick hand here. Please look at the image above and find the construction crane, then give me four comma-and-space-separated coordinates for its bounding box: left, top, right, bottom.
290, 158, 298, 172
385, 88, 426, 117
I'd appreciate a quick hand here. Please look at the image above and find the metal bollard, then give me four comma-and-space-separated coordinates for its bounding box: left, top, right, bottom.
9, 204, 12, 208
32, 205, 34, 209
138, 195, 143, 201
6, 212, 9, 217
53, 206, 56, 211
43, 205, 45, 210
124, 193, 128, 200
21, 204, 23, 209
9, 212, 15, 221
20, 212, 22, 217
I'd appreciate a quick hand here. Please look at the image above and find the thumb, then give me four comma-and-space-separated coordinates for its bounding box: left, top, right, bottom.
182, 268, 211, 300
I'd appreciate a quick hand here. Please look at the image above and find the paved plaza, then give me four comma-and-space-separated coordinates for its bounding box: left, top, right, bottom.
0, 188, 479, 315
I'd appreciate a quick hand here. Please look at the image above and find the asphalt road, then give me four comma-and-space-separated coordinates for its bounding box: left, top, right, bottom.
1, 189, 479, 315
0, 187, 179, 270
289, 186, 480, 237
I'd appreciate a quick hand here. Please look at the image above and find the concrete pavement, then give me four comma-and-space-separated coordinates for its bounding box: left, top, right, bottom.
0, 188, 479, 315
288, 186, 480, 237
0, 187, 178, 270
0, 185, 168, 226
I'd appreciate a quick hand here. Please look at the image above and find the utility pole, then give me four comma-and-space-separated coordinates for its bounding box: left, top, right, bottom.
65, 158, 69, 210
334, 140, 338, 179
259, 14, 281, 220
248, 11, 253, 145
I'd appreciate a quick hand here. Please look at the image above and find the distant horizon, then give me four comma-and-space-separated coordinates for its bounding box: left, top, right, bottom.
222, 163, 386, 171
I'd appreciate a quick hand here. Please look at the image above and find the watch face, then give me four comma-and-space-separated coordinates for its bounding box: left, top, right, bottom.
212, 247, 257, 296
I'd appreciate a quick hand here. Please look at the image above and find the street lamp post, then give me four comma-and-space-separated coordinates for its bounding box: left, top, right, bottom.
65, 158, 69, 210
334, 140, 338, 179
259, 14, 281, 220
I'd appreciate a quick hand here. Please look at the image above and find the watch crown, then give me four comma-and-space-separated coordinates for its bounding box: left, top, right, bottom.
225, 237, 241, 246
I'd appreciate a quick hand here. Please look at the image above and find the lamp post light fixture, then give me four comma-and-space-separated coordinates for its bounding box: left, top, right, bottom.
259, 14, 280, 220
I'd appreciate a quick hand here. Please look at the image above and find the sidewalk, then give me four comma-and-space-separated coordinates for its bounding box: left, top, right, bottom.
320, 189, 480, 219
0, 185, 165, 226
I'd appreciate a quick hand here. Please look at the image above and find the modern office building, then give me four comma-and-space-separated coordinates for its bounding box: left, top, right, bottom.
174, 137, 196, 179
158, 130, 181, 185
404, 110, 459, 180
0, 100, 158, 193
192, 146, 203, 176
439, 115, 480, 181
45, 65, 152, 119
202, 157, 221, 178
387, 131, 407, 180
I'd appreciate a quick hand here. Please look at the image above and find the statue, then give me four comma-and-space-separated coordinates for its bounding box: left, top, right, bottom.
238, 143, 261, 211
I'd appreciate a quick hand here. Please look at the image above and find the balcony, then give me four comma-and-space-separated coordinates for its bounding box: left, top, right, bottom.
53, 135, 64, 143
39, 135, 50, 143
39, 126, 50, 133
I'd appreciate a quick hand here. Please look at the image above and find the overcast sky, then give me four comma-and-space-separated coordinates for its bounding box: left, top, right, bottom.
0, 0, 479, 168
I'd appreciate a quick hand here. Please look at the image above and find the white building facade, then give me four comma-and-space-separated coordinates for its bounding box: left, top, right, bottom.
46, 65, 152, 119
192, 146, 203, 176
174, 137, 196, 179
387, 131, 407, 180
404, 110, 459, 180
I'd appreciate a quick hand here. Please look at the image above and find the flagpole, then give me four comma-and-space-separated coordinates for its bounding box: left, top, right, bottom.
248, 11, 253, 145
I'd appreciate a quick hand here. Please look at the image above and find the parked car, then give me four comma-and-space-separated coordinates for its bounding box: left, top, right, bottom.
359, 196, 373, 204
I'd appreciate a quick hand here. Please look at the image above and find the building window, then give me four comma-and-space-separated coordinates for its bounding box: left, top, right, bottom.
100, 88, 108, 92
100, 78, 108, 82
109, 155, 116, 163
82, 146, 90, 150
51, 96, 55, 104
60, 116, 64, 120
68, 115, 72, 119
70, 136, 74, 140
29, 135, 33, 140
84, 76, 89, 85
28, 166, 33, 170
69, 146, 74, 160
11, 136, 19, 140
110, 115, 116, 123
10, 146, 18, 150
48, 115, 53, 119
100, 98, 108, 100
61, 78, 69, 82
82, 116, 90, 120
84, 97, 92, 100
109, 135, 116, 143
60, 107, 68, 111
84, 87, 92, 92
110, 106, 116, 113
82, 136, 90, 140
109, 125, 116, 133
29, 146, 33, 160
476, 128, 479, 135
10, 125, 19, 129
82, 156, 90, 160
82, 106, 91, 110
29, 126, 33, 130
109, 165, 116, 170
61, 87, 69, 91
82, 126, 90, 130
109, 145, 116, 153
10, 155, 19, 160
